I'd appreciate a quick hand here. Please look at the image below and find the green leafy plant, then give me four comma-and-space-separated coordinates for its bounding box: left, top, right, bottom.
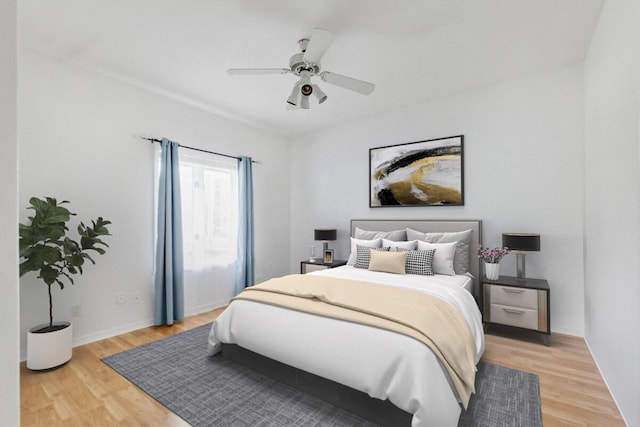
19, 197, 111, 332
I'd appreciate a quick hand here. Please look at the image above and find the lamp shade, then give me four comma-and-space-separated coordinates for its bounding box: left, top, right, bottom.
502, 233, 540, 252
314, 228, 337, 241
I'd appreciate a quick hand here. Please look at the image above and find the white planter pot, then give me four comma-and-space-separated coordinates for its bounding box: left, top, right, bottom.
484, 262, 500, 280
27, 321, 72, 370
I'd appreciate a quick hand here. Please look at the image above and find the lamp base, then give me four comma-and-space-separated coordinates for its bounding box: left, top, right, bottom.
516, 252, 526, 280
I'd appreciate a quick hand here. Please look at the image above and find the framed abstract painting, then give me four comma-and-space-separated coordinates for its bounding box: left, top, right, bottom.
369, 135, 464, 207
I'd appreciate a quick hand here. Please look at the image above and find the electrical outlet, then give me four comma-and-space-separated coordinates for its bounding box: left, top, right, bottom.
70, 304, 81, 317
116, 291, 126, 305
133, 292, 141, 304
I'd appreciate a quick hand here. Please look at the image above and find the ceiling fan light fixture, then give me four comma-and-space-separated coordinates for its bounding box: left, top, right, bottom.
286, 82, 301, 106
299, 94, 310, 109
301, 84, 313, 96
311, 84, 327, 104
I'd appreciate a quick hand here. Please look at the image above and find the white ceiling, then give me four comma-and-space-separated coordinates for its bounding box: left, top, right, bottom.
19, 0, 603, 138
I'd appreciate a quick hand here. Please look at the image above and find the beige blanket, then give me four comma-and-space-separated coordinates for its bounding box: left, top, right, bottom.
233, 274, 477, 408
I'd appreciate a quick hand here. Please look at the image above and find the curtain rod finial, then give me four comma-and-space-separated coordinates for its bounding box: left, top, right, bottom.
133, 134, 161, 143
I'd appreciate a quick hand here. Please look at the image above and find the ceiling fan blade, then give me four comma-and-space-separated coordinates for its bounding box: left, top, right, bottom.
227, 68, 289, 75
303, 28, 333, 65
319, 71, 375, 95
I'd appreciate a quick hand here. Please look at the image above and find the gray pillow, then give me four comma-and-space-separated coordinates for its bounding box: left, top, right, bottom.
354, 227, 407, 241
406, 228, 473, 275
382, 239, 418, 251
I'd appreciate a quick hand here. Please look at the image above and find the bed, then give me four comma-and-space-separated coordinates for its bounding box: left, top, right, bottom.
208, 219, 484, 427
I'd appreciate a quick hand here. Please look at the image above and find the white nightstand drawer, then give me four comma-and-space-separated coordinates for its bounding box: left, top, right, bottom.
302, 263, 328, 273
489, 303, 539, 330
488, 285, 539, 309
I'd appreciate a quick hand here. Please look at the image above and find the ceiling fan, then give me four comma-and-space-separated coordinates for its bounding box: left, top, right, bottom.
227, 28, 375, 110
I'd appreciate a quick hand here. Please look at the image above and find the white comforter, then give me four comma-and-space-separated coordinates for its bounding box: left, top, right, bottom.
208, 266, 485, 427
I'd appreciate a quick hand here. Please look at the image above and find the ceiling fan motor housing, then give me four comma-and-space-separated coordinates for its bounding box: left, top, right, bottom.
289, 52, 319, 76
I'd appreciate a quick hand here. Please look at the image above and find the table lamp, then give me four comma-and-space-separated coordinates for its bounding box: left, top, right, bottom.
314, 228, 337, 254
502, 232, 541, 280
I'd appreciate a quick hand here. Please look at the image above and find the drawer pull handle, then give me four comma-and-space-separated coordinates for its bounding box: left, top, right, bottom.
502, 288, 525, 293
502, 308, 525, 315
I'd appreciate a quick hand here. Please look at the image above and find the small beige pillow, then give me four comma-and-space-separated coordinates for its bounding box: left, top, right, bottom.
368, 250, 407, 274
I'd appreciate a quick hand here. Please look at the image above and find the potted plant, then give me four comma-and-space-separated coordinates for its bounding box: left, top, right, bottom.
477, 244, 510, 281
19, 196, 111, 370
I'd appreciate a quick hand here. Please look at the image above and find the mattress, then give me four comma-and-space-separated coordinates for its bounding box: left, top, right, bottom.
208, 267, 484, 427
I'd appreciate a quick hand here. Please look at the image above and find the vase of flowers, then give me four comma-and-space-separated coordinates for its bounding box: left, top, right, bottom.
477, 245, 510, 280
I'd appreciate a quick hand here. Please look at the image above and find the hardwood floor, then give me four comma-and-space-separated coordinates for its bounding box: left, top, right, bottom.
21, 310, 223, 427
21, 309, 625, 426
482, 325, 625, 426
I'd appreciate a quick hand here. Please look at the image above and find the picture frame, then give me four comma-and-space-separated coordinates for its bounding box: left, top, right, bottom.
369, 135, 464, 207
323, 249, 334, 264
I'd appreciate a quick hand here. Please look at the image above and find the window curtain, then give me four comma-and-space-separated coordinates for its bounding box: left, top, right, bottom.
234, 156, 255, 295
154, 138, 185, 325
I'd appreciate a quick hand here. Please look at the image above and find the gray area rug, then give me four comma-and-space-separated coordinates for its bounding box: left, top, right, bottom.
103, 324, 541, 426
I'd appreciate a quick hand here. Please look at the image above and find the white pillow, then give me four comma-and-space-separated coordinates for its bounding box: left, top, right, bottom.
382, 239, 417, 251
347, 238, 382, 266
417, 240, 457, 275
354, 227, 407, 241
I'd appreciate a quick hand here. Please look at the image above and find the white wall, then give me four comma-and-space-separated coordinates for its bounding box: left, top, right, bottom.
584, 1, 640, 425
0, 0, 20, 424
290, 64, 586, 336
18, 52, 291, 358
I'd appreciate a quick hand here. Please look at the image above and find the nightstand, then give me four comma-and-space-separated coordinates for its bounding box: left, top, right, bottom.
481, 275, 550, 345
300, 259, 347, 274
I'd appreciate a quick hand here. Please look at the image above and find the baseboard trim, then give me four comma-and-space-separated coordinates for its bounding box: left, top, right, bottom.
19, 299, 230, 361
584, 338, 629, 427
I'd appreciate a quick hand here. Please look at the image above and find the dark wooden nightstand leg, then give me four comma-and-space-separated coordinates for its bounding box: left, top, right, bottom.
542, 334, 550, 346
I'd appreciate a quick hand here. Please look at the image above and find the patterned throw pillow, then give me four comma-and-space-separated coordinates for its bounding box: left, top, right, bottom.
404, 249, 436, 276
347, 237, 382, 266
354, 245, 390, 269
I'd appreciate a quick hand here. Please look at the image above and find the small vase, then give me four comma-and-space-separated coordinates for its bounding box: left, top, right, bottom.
484, 262, 500, 280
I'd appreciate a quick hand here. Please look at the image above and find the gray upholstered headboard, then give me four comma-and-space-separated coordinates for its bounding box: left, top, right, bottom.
350, 219, 482, 297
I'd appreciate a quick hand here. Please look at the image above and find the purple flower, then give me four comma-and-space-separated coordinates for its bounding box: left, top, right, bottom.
477, 245, 511, 263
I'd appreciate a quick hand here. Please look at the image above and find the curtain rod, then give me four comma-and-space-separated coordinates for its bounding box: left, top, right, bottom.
136, 135, 259, 164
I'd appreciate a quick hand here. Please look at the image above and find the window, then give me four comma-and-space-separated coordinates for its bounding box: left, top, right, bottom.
178, 151, 238, 270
